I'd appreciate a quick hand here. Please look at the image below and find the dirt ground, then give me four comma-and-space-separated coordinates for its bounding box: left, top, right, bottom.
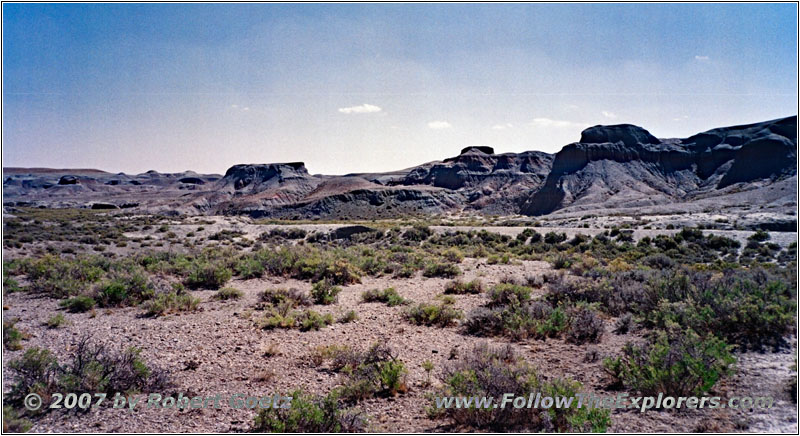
3, 246, 797, 432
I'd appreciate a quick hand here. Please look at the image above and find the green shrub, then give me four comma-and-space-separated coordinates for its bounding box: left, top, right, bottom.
551, 253, 572, 270
423, 261, 461, 278
45, 313, 68, 329
26, 255, 106, 298
299, 310, 334, 331
748, 229, 770, 242
444, 279, 483, 295
603, 328, 734, 397
565, 305, 604, 345
3, 405, 32, 432
234, 257, 265, 279
403, 225, 432, 242
251, 390, 365, 432
59, 295, 96, 313
338, 310, 358, 323
95, 270, 155, 307
405, 303, 463, 327
214, 287, 243, 300
325, 343, 409, 403
311, 280, 341, 305
442, 247, 465, 263
488, 283, 532, 307
431, 342, 609, 432
361, 288, 406, 306
185, 261, 232, 289
464, 300, 571, 342
260, 288, 311, 307
3, 320, 26, 350
142, 292, 200, 317
5, 338, 170, 414
643, 268, 796, 351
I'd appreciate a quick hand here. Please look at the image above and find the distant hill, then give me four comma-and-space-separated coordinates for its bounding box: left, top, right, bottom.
3, 116, 796, 222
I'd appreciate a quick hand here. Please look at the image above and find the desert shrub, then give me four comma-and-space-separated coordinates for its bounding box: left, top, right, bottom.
95, 269, 155, 307
603, 328, 734, 397
488, 283, 532, 307
260, 288, 311, 307
320, 259, 361, 286
214, 287, 243, 300
464, 300, 569, 342
405, 303, 463, 327
259, 302, 298, 330
329, 343, 409, 403
298, 310, 334, 331
551, 253, 572, 270
338, 310, 358, 323
45, 313, 68, 329
26, 255, 106, 298
3, 405, 32, 432
184, 260, 232, 289
3, 276, 22, 294
403, 225, 432, 242
544, 232, 567, 244
5, 338, 169, 416
423, 261, 461, 278
142, 292, 200, 317
59, 295, 96, 313
251, 390, 365, 432
259, 304, 332, 332
565, 305, 604, 345
749, 229, 770, 242
3, 320, 26, 350
234, 257, 265, 279
643, 267, 796, 351
361, 288, 406, 306
442, 247, 465, 263
311, 280, 341, 305
444, 279, 483, 295
641, 254, 675, 270
208, 230, 244, 241
431, 342, 609, 432
613, 313, 634, 334
486, 253, 511, 265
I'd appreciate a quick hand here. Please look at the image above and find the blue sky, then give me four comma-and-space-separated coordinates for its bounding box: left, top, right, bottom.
3, 3, 797, 175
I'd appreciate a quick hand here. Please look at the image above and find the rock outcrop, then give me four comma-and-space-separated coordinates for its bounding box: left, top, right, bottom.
3, 116, 796, 219
520, 116, 797, 216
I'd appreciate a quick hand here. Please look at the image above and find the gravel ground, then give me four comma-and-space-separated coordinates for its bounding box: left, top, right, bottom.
3, 254, 796, 432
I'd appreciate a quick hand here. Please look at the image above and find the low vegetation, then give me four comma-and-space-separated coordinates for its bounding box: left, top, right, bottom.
429, 342, 610, 432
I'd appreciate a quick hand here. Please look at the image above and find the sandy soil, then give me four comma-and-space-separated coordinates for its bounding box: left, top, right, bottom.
3, 252, 796, 432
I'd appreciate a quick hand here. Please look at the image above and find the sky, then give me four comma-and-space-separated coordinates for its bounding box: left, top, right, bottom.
3, 3, 797, 175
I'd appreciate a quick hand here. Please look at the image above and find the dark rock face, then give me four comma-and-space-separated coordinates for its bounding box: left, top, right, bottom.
521, 116, 797, 216
58, 175, 79, 185
579, 124, 660, 146
179, 177, 205, 185
460, 146, 494, 155
2, 116, 795, 219
221, 163, 310, 192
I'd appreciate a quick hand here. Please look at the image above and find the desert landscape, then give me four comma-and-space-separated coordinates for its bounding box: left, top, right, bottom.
2, 115, 798, 432
3, 3, 798, 434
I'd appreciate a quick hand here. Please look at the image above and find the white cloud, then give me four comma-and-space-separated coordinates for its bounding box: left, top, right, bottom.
427, 121, 452, 129
601, 111, 617, 119
338, 103, 382, 114
694, 55, 709, 61
529, 118, 587, 128
491, 123, 513, 130
673, 115, 689, 121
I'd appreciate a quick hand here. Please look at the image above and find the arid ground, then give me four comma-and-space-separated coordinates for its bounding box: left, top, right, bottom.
2, 209, 797, 432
